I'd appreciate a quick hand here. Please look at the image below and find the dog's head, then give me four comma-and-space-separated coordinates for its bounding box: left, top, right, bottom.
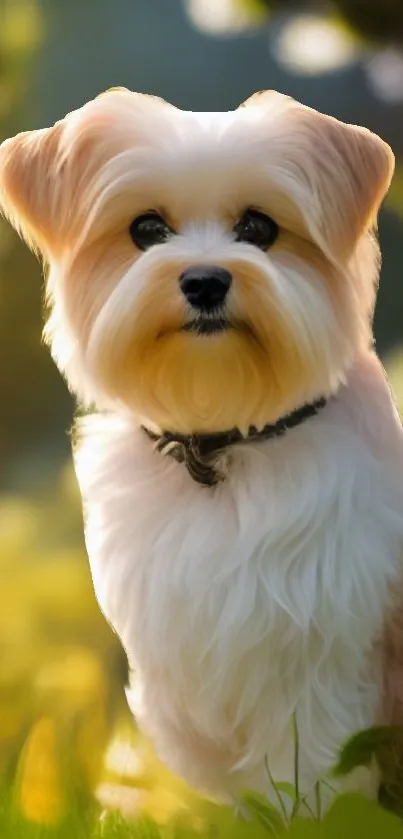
0, 89, 394, 433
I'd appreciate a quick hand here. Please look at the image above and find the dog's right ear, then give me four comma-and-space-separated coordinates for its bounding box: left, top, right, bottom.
0, 121, 69, 256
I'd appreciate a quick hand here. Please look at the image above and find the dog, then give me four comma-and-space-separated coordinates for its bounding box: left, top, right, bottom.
1, 88, 403, 808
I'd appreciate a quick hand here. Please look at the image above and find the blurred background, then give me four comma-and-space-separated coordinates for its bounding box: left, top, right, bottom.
1, 0, 403, 831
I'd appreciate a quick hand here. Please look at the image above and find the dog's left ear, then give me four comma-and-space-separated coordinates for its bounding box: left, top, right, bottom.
242, 92, 395, 262
300, 107, 395, 260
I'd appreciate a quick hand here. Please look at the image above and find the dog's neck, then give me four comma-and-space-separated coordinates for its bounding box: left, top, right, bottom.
142, 397, 327, 487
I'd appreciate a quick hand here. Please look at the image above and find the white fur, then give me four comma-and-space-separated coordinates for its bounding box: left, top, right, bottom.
75, 354, 403, 801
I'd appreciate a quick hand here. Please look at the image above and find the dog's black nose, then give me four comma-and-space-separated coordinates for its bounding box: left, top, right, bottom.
179, 266, 232, 311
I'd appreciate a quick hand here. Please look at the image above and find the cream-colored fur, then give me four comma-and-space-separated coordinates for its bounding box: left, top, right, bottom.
1, 89, 402, 807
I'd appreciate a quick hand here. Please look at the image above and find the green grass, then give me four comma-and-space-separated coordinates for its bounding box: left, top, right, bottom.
1, 794, 403, 839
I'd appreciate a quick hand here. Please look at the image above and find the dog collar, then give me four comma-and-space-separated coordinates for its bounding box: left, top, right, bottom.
142, 397, 327, 488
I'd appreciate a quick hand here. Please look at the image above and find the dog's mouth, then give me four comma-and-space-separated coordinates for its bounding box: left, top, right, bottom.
181, 316, 231, 336
158, 315, 263, 349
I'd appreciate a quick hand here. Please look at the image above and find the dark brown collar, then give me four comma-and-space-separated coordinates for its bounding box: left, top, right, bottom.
142, 397, 327, 488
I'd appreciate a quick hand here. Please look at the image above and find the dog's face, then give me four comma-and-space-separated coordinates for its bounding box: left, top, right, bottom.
0, 89, 394, 433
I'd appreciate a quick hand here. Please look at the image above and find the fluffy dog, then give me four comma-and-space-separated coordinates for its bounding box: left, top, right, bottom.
1, 88, 403, 807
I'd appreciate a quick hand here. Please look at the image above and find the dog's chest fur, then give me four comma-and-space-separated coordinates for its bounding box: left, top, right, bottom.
75, 358, 403, 795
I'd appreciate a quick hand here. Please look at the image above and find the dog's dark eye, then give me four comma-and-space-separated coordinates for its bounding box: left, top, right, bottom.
130, 213, 173, 250
234, 209, 278, 250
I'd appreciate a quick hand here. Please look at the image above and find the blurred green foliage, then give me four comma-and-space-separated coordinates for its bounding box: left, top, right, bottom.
0, 0, 73, 482
325, 0, 403, 45
246, 0, 403, 44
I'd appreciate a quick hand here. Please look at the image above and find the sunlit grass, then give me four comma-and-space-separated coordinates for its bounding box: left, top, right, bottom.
0, 463, 205, 832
